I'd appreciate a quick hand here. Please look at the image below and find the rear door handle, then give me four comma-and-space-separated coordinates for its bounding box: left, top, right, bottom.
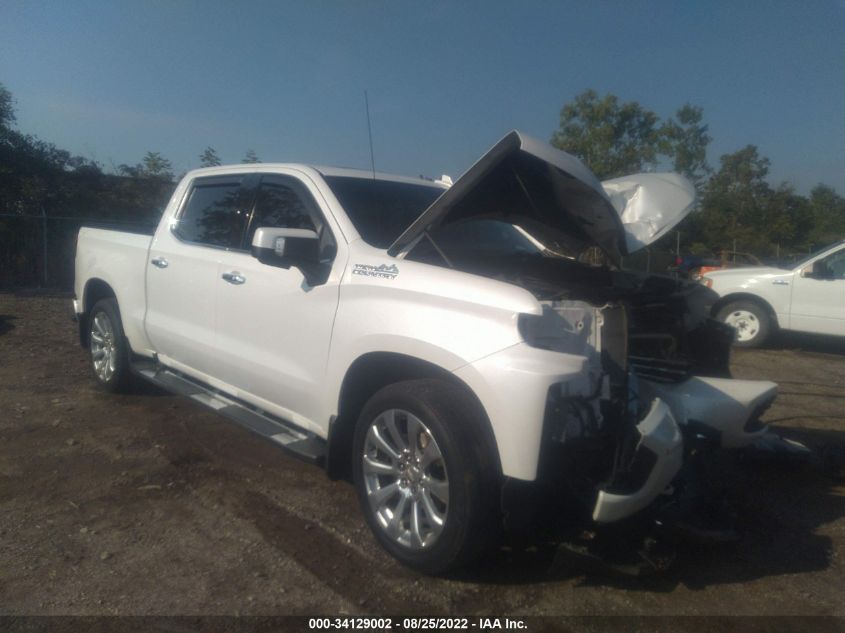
772, 279, 789, 285
221, 272, 246, 285
150, 257, 169, 269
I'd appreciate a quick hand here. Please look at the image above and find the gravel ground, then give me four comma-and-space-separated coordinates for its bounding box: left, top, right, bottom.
1, 291, 844, 617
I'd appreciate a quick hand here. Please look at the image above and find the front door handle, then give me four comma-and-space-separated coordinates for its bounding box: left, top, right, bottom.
221, 272, 246, 285
772, 279, 789, 285
150, 257, 169, 269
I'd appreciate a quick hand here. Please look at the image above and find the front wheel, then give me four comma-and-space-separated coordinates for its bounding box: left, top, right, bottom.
717, 300, 772, 348
352, 379, 500, 574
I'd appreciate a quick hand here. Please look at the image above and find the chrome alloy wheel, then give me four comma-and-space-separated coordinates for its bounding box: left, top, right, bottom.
362, 409, 449, 550
90, 311, 117, 382
724, 309, 760, 342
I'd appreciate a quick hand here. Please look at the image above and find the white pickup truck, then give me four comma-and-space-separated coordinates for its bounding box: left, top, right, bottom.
703, 241, 845, 347
74, 131, 778, 573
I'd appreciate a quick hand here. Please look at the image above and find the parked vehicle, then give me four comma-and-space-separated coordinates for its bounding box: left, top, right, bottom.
689, 251, 762, 281
671, 254, 720, 279
74, 131, 778, 572
703, 241, 845, 347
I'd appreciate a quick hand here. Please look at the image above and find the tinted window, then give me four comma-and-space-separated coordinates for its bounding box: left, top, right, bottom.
325, 176, 444, 248
439, 220, 539, 255
246, 181, 317, 244
175, 181, 248, 249
818, 248, 845, 279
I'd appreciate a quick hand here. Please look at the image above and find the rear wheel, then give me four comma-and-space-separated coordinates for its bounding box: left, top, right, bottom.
88, 298, 134, 392
717, 300, 772, 348
352, 379, 500, 574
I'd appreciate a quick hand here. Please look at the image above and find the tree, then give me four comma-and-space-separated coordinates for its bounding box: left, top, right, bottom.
693, 145, 774, 253
659, 104, 712, 187
199, 146, 221, 167
242, 149, 260, 164
805, 184, 845, 248
0, 82, 15, 129
551, 91, 714, 187
551, 89, 661, 178
141, 151, 173, 180
118, 151, 174, 180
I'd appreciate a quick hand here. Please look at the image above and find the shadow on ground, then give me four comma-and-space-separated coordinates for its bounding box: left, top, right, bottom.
0, 314, 17, 336
768, 331, 845, 357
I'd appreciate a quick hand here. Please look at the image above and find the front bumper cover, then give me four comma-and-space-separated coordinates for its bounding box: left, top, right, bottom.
641, 376, 777, 449
592, 398, 682, 523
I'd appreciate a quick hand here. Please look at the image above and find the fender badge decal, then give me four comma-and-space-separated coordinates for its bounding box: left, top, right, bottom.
352, 263, 399, 280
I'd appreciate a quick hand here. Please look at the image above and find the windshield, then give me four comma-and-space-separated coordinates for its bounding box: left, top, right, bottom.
405, 218, 582, 269
788, 241, 845, 269
325, 176, 445, 248
408, 219, 544, 260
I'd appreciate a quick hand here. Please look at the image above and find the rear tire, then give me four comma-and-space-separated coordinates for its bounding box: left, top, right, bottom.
717, 300, 772, 348
352, 379, 500, 574
88, 298, 134, 392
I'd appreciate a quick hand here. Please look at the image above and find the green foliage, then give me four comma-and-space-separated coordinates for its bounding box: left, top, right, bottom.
552, 90, 712, 185
678, 146, 844, 258
242, 149, 260, 164
658, 104, 712, 187
551, 90, 661, 179
805, 184, 845, 247
0, 83, 15, 128
554, 90, 843, 260
118, 151, 174, 181
0, 81, 174, 287
199, 146, 221, 167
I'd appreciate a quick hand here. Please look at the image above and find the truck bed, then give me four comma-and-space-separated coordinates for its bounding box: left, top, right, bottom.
74, 227, 152, 353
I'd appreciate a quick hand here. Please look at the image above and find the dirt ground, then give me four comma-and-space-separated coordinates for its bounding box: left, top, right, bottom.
1, 291, 844, 617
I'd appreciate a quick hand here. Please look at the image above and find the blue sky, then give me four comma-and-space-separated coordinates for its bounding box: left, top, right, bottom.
1, 1, 843, 193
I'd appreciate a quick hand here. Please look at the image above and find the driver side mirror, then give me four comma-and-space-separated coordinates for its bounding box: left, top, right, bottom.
251, 227, 332, 287
251, 227, 319, 269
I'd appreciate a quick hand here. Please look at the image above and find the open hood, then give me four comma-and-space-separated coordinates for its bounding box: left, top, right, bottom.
387, 131, 695, 261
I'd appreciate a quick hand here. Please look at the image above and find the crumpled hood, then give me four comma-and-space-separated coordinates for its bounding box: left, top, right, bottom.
602, 172, 697, 253
388, 130, 696, 262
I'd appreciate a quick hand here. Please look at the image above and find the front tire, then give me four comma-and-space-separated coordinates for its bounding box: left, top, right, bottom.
88, 298, 134, 392
717, 300, 772, 348
352, 379, 500, 574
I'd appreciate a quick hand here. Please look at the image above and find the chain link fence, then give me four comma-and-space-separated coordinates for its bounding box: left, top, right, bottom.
0, 212, 156, 289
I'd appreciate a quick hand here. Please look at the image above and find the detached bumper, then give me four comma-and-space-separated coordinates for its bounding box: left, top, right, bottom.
641, 376, 777, 448
592, 399, 682, 523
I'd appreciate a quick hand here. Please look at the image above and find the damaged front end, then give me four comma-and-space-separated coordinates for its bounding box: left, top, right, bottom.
395, 130, 783, 569
520, 284, 776, 528
516, 289, 777, 575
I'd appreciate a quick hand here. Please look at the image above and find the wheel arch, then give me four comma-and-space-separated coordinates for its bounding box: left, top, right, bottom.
326, 351, 501, 482
79, 278, 118, 347
712, 292, 780, 330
